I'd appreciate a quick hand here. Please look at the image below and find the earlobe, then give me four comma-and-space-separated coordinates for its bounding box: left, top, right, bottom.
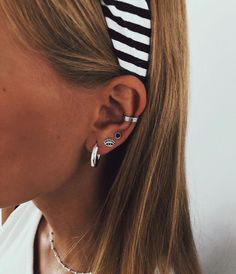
103, 130, 122, 147
90, 114, 139, 168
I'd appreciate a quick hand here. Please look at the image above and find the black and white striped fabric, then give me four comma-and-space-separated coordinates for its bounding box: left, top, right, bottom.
100, 0, 151, 86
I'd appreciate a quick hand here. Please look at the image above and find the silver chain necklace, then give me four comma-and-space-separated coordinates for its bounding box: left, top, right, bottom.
49, 230, 92, 274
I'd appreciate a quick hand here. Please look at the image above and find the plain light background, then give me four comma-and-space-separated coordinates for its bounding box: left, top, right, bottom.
1, 1, 235, 274
186, 0, 236, 273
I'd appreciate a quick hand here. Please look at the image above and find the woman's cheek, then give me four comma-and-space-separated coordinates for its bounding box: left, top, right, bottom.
0, 91, 81, 208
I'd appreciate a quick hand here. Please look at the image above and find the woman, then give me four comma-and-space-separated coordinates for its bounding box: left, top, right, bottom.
0, 0, 202, 273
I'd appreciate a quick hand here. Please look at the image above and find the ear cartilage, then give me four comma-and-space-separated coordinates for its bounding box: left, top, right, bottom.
103, 138, 116, 147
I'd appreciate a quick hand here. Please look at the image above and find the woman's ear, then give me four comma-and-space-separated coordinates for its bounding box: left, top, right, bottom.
85, 74, 147, 155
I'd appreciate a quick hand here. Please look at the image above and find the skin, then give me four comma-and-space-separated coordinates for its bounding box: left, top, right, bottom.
0, 21, 147, 273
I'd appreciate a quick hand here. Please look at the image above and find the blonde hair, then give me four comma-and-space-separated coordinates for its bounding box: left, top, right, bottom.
0, 1, 202, 273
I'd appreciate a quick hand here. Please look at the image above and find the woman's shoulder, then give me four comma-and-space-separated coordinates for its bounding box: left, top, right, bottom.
1, 204, 20, 226
0, 200, 42, 241
0, 200, 42, 273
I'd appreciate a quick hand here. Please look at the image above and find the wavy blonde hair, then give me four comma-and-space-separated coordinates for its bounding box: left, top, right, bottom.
0, 1, 202, 273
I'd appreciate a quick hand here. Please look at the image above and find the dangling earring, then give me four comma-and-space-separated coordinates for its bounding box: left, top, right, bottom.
90, 142, 101, 168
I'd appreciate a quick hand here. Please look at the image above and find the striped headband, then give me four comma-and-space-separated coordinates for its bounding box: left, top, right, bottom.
100, 0, 152, 87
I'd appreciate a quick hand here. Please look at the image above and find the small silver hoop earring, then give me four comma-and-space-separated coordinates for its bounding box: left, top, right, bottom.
90, 142, 101, 168
123, 115, 139, 123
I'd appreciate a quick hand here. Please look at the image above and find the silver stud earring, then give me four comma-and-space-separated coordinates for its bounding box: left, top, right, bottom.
103, 138, 115, 147
90, 142, 101, 168
103, 131, 122, 148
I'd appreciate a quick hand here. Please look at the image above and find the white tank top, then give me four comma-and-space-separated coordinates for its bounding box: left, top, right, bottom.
0, 202, 173, 274
0, 200, 43, 274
